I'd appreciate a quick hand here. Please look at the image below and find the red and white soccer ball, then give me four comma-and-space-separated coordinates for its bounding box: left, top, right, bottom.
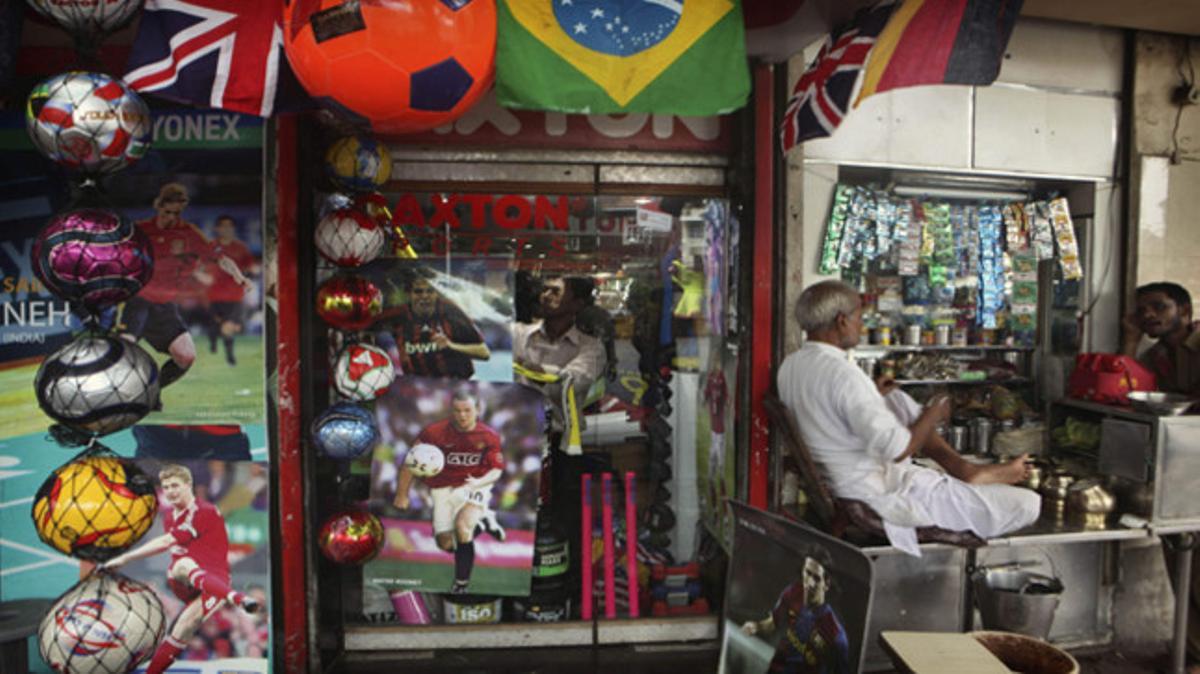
315, 207, 386, 267
39, 572, 165, 674
333, 343, 395, 401
404, 442, 445, 479
25, 71, 151, 174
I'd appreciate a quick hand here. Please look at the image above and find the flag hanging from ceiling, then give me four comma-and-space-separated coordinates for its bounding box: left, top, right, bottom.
855, 0, 1022, 105
496, 0, 750, 115
779, 1, 896, 150
124, 0, 307, 117
780, 0, 1022, 151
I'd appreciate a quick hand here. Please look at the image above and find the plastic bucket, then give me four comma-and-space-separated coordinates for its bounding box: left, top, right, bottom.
973, 568, 1063, 640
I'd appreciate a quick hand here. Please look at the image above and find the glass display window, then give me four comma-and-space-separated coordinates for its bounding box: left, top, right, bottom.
306, 188, 739, 647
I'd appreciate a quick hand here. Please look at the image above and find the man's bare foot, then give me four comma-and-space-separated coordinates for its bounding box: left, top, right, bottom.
967, 454, 1031, 485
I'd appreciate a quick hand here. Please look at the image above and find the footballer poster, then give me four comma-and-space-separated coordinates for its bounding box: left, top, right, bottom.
364, 378, 543, 598
361, 259, 515, 383
720, 502, 874, 674
0, 108, 266, 441
0, 429, 271, 673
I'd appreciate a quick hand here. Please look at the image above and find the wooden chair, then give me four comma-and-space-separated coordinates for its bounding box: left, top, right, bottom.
764, 394, 985, 548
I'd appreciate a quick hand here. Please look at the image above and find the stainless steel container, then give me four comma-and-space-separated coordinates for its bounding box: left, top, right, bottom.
905, 324, 922, 346
935, 324, 950, 346
948, 426, 969, 453
969, 418, 994, 455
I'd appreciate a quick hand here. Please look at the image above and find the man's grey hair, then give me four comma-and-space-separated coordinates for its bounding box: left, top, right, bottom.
794, 281, 861, 333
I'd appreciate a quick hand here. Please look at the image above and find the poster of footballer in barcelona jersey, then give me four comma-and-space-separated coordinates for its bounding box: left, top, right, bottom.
365, 378, 544, 597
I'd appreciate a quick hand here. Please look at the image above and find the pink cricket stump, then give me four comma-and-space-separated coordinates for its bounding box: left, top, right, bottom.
602, 472, 616, 619
389, 590, 431, 625
581, 472, 593, 621
624, 471, 639, 618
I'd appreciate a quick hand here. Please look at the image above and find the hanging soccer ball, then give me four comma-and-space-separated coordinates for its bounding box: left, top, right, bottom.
32, 455, 158, 561
333, 342, 395, 401
32, 208, 154, 313
283, 0, 496, 134
315, 208, 386, 268
318, 509, 385, 565
26, 0, 142, 39
325, 136, 392, 190
35, 335, 160, 437
39, 570, 165, 674
312, 402, 380, 460
404, 442, 445, 479
317, 275, 383, 331
26, 71, 152, 174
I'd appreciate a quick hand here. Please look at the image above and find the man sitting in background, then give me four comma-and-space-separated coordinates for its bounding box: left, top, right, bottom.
777, 281, 1039, 555
1122, 281, 1200, 394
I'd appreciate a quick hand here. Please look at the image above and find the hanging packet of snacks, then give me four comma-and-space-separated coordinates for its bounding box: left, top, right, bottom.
839, 187, 871, 269
920, 201, 945, 265
875, 191, 897, 257
1028, 201, 1056, 260
898, 200, 922, 276
1010, 250, 1039, 333
977, 205, 1006, 329
1002, 203, 1029, 252
819, 184, 852, 274
1048, 196, 1083, 280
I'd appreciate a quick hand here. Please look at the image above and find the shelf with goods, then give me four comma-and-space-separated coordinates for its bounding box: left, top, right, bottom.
896, 376, 1032, 387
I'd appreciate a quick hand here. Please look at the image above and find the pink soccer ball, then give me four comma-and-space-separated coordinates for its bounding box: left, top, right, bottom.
32, 208, 154, 312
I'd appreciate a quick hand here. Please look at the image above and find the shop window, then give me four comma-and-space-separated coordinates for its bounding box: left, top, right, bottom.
310, 191, 738, 639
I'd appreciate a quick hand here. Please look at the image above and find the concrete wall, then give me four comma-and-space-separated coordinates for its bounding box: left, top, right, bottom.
1130, 34, 1200, 306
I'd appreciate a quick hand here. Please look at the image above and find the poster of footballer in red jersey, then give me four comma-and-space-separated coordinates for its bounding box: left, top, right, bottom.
101, 458, 271, 674
720, 503, 874, 674
364, 378, 544, 597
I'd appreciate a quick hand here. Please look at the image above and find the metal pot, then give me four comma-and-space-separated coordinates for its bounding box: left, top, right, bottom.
1039, 473, 1076, 501
1066, 478, 1116, 515
1111, 478, 1154, 517
1020, 462, 1048, 491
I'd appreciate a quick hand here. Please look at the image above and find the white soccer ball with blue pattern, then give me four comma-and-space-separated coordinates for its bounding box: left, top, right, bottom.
25, 71, 151, 174
404, 443, 445, 479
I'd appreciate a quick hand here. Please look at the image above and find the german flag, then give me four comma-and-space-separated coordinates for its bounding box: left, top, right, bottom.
854, 0, 1022, 107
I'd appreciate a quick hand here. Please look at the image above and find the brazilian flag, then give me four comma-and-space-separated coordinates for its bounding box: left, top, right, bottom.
496, 0, 750, 116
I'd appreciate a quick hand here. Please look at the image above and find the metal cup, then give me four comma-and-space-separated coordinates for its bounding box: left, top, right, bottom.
969, 418, 994, 455
948, 426, 968, 453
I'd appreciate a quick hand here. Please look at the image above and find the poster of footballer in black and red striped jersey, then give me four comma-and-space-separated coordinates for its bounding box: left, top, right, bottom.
362, 259, 514, 383
364, 378, 543, 598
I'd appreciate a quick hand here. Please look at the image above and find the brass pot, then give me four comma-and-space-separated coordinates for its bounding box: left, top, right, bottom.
1066, 478, 1116, 515
1020, 461, 1049, 491
1040, 473, 1076, 501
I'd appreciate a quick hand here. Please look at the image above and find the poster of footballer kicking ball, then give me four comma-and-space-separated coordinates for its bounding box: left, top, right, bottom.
365, 378, 544, 598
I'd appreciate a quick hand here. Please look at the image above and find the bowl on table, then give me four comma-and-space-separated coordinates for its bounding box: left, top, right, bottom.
1127, 391, 1196, 416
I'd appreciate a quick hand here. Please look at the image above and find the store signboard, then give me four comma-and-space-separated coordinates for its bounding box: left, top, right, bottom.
393, 92, 732, 153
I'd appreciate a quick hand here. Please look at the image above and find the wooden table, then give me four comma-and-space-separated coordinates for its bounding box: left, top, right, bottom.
879, 631, 1011, 674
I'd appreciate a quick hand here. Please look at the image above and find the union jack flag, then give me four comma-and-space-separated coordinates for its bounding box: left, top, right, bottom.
780, 1, 896, 151
124, 0, 304, 117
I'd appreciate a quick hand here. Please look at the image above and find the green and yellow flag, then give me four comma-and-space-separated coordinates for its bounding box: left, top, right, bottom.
496, 0, 750, 115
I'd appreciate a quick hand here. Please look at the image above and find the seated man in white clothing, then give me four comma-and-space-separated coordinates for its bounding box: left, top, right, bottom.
777, 280, 1040, 555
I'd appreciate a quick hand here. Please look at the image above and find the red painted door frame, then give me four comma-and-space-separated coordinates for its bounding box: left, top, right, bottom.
748, 62, 775, 509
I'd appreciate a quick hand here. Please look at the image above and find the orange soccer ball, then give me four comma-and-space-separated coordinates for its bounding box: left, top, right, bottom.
283, 0, 496, 134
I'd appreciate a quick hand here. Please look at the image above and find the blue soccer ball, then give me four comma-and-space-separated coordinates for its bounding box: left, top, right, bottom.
312, 402, 380, 460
